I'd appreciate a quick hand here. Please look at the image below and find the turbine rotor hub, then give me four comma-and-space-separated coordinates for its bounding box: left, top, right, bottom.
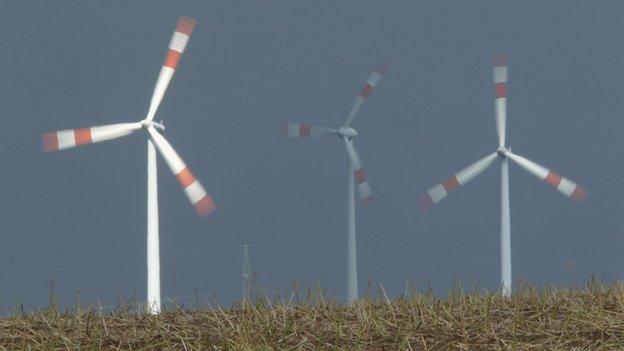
338, 127, 358, 139
497, 146, 508, 157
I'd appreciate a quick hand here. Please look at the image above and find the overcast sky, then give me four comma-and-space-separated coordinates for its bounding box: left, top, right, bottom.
0, 1, 622, 310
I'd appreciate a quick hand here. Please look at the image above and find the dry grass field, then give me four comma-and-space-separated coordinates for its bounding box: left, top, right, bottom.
2, 280, 624, 350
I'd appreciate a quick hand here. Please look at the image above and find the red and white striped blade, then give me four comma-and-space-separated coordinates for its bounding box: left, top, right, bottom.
42, 122, 142, 153
504, 150, 588, 202
146, 127, 216, 217
145, 16, 196, 122
419, 152, 498, 211
343, 139, 373, 202
344, 63, 389, 127
493, 55, 508, 148
279, 121, 337, 138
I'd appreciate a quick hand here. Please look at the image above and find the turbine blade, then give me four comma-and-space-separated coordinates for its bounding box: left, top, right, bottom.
146, 127, 216, 216
42, 122, 142, 153
493, 55, 508, 148
504, 150, 588, 202
145, 16, 197, 122
344, 63, 388, 127
279, 121, 337, 138
419, 152, 498, 211
343, 139, 373, 202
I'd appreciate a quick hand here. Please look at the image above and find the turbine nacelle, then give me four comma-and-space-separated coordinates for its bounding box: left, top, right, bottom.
338, 127, 358, 139
141, 119, 165, 132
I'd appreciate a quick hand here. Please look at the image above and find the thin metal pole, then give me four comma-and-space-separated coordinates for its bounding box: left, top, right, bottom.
243, 244, 251, 304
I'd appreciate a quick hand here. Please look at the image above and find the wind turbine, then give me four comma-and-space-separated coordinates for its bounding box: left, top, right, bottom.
42, 16, 215, 313
280, 64, 387, 304
419, 56, 587, 297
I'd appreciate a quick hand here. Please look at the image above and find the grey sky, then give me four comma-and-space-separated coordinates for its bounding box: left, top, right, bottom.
0, 1, 621, 309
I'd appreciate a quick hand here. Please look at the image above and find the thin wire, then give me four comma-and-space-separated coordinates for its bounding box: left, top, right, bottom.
0, 245, 244, 277
165, 288, 243, 302
164, 245, 242, 259
1, 242, 621, 279
250, 243, 623, 270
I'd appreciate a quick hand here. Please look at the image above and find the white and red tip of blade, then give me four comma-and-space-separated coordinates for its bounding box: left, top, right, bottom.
419, 153, 498, 212
505, 151, 588, 202
359, 63, 388, 100
145, 16, 197, 122
146, 127, 216, 217
345, 63, 389, 127
493, 55, 508, 148
343, 139, 373, 203
355, 166, 373, 204
279, 121, 336, 138
42, 123, 142, 153
164, 16, 196, 71
280, 121, 313, 138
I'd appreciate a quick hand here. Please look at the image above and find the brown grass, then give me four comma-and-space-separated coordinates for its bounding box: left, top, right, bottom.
2, 280, 624, 350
